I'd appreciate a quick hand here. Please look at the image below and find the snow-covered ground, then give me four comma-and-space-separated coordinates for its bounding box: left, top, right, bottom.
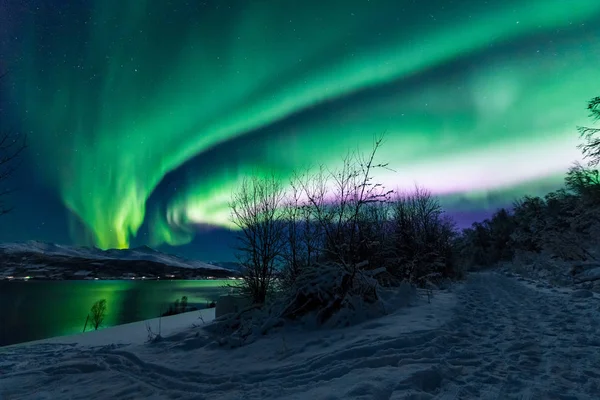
5, 308, 217, 348
2, 272, 600, 399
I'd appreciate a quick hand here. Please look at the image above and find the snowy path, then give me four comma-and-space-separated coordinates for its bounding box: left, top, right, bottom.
435, 273, 600, 399
1, 272, 600, 399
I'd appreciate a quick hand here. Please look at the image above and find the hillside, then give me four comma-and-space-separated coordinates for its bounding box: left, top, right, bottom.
0, 241, 237, 280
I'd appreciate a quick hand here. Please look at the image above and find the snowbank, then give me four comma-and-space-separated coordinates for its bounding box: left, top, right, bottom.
4, 308, 216, 349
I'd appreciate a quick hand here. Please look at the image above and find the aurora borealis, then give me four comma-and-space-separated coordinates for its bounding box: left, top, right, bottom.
1, 0, 599, 257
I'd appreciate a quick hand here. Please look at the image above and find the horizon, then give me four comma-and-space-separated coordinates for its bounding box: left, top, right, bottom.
0, 185, 564, 263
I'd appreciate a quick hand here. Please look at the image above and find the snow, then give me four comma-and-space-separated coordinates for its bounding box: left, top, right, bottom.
498, 263, 600, 299
2, 272, 600, 399
0, 241, 227, 271
3, 308, 217, 349
573, 267, 600, 285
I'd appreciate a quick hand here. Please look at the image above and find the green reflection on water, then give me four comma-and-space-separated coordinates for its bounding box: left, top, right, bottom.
0, 279, 229, 346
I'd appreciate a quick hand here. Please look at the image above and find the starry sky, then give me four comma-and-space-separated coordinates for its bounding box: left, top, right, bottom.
0, 0, 598, 261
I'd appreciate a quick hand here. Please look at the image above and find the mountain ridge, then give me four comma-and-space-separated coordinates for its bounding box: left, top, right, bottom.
0, 241, 237, 280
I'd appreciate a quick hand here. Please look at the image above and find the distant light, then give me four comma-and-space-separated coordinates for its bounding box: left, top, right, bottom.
7, 276, 14, 280
142, 276, 146, 279
94, 277, 99, 280
131, 277, 136, 280
24, 276, 31, 280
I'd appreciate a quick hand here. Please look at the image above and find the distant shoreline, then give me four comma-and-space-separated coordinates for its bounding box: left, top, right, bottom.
0, 241, 240, 281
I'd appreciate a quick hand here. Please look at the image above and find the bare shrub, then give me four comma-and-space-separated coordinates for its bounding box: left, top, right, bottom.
230, 174, 286, 304
299, 138, 392, 281
279, 171, 324, 291
388, 186, 457, 284
145, 321, 162, 343
280, 261, 381, 326
90, 299, 107, 331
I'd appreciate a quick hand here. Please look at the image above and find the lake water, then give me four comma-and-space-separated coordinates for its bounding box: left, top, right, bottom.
0, 280, 230, 347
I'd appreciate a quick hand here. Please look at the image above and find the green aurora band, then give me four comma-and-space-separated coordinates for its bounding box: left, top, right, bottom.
11, 0, 600, 249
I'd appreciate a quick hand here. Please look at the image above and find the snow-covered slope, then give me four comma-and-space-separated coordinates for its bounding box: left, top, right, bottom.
2, 272, 599, 399
2, 307, 217, 349
0, 241, 236, 280
0, 241, 223, 270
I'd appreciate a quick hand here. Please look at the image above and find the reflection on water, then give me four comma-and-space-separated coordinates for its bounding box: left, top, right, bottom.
0, 280, 229, 346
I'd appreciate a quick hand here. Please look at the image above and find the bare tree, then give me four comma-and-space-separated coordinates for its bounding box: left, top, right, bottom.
354, 200, 394, 271
278, 138, 394, 323
577, 96, 600, 166
301, 138, 392, 272
280, 175, 305, 288
565, 162, 600, 197
279, 169, 329, 290
389, 186, 457, 283
0, 73, 27, 216
230, 174, 287, 304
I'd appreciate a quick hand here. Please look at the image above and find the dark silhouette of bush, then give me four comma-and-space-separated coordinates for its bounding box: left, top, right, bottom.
90, 299, 107, 330
180, 295, 188, 313
457, 207, 517, 269
162, 296, 194, 316
577, 96, 600, 166
386, 187, 459, 284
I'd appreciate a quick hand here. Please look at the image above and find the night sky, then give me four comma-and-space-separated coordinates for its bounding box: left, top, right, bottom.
0, 0, 598, 261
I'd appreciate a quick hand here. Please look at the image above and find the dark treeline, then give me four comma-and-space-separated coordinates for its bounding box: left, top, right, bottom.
457, 96, 600, 280
456, 167, 600, 268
